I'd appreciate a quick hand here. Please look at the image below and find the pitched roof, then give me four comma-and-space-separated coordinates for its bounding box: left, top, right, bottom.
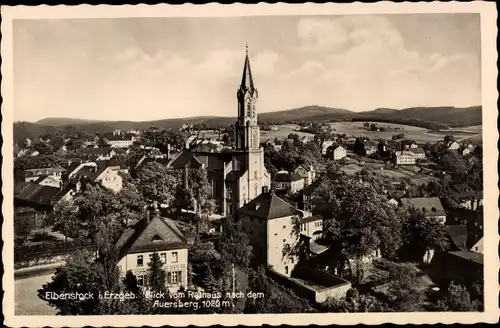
401, 197, 446, 216
73, 166, 107, 181
240, 48, 256, 94
274, 172, 303, 182
445, 225, 468, 251
448, 251, 483, 265
115, 216, 188, 258
238, 192, 301, 220
409, 147, 425, 154
14, 182, 64, 207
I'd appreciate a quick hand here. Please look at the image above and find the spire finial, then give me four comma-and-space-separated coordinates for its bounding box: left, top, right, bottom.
245, 43, 248, 55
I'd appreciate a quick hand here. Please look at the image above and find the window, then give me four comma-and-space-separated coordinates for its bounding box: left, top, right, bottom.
283, 225, 286, 229
285, 266, 289, 275
283, 239, 286, 243
172, 252, 178, 263
160, 253, 166, 263
137, 274, 145, 287
254, 170, 258, 179
274, 233, 277, 236
137, 255, 143, 267
171, 271, 178, 283
254, 184, 258, 196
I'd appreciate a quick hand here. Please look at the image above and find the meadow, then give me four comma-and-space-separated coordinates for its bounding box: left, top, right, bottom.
328, 121, 482, 144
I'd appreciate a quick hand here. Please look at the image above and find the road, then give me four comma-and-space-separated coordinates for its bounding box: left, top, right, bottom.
15, 273, 57, 315
14, 262, 63, 315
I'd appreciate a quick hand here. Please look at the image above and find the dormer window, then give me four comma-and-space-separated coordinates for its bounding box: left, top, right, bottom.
152, 234, 163, 242
255, 203, 261, 211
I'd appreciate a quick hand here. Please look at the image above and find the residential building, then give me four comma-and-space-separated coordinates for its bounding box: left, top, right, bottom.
238, 188, 307, 277
299, 215, 323, 242
274, 171, 305, 193
408, 147, 426, 160
461, 148, 471, 156
71, 162, 123, 193
469, 236, 483, 254
293, 164, 316, 186
364, 144, 377, 156
107, 135, 136, 148
270, 125, 279, 131
447, 140, 460, 150
115, 214, 189, 293
19, 167, 67, 183
168, 47, 271, 216
401, 197, 447, 224
326, 145, 347, 160
452, 184, 482, 210
14, 182, 74, 212
299, 136, 309, 145
394, 150, 416, 165
321, 140, 335, 156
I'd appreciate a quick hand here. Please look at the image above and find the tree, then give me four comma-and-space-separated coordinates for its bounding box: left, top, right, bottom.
318, 288, 392, 312
401, 208, 450, 262
370, 123, 377, 131
219, 215, 253, 269
387, 263, 422, 311
310, 175, 407, 281
188, 241, 221, 286
74, 184, 117, 234
148, 251, 168, 294
435, 282, 476, 311
46, 199, 79, 242
136, 161, 182, 207
14, 213, 35, 244
363, 122, 370, 130
244, 266, 312, 313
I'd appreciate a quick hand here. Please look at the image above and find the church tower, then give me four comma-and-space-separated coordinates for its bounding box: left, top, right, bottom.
235, 45, 260, 151
234, 45, 269, 201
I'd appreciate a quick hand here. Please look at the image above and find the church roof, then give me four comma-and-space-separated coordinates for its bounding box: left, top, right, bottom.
240, 46, 256, 95
238, 191, 301, 220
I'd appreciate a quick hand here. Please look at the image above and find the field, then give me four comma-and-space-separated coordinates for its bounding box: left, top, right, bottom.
328, 121, 482, 144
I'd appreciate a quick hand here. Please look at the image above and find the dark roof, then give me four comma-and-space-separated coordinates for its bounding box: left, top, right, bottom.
238, 192, 301, 220
300, 215, 323, 224
240, 50, 256, 94
445, 225, 468, 251
226, 170, 245, 182
73, 166, 107, 181
14, 182, 64, 207
115, 216, 188, 258
168, 151, 204, 169
448, 251, 483, 265
274, 172, 303, 183
401, 197, 446, 216
79, 147, 113, 156
409, 147, 425, 154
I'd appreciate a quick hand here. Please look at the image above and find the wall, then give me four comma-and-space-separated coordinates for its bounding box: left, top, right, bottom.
117, 248, 188, 290
267, 215, 298, 276
98, 168, 123, 193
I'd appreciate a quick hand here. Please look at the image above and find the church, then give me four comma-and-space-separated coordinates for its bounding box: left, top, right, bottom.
168, 47, 271, 216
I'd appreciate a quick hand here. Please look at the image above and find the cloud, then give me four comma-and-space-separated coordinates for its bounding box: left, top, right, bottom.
13, 16, 481, 122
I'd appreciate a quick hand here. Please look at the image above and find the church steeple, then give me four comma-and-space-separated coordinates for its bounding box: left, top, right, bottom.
235, 45, 259, 151
240, 44, 256, 95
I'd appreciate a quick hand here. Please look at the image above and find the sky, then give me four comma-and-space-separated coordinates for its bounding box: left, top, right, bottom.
13, 14, 482, 122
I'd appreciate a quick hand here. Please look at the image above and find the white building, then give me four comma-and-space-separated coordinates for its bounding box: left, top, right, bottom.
115, 215, 189, 292
238, 188, 310, 277
274, 171, 305, 193
299, 215, 323, 242
71, 162, 123, 193
321, 140, 335, 156
327, 145, 347, 160
394, 151, 416, 165
108, 136, 136, 148
447, 140, 460, 150
293, 164, 316, 186
409, 147, 426, 159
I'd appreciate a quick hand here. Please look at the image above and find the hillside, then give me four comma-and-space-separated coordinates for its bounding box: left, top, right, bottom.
16, 105, 481, 143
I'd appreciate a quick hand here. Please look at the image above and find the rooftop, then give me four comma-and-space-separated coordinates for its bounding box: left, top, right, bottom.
401, 197, 446, 216
448, 251, 483, 265
238, 192, 302, 220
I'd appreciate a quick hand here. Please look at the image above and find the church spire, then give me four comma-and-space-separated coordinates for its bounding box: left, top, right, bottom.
240, 45, 255, 94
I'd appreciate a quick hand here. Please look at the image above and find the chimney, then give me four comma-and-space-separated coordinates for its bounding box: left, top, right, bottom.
262, 186, 269, 194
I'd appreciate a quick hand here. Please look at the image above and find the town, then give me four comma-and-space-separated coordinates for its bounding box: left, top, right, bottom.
13, 48, 483, 315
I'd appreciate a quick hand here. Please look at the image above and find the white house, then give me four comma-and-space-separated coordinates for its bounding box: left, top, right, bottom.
327, 145, 347, 161
293, 164, 316, 186
394, 151, 416, 165
115, 215, 189, 292
470, 237, 483, 254
274, 171, 305, 193
71, 162, 123, 193
321, 140, 335, 156
408, 147, 426, 160
108, 136, 136, 149
447, 140, 460, 150
238, 188, 308, 277
299, 215, 323, 242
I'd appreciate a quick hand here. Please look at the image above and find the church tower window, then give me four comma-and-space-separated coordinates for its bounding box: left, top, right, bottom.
254, 183, 259, 196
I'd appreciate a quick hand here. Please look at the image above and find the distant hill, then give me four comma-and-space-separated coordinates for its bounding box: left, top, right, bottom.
35, 117, 105, 126
16, 105, 481, 143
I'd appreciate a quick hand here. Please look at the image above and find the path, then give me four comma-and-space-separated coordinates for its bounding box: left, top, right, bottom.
457, 133, 481, 142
